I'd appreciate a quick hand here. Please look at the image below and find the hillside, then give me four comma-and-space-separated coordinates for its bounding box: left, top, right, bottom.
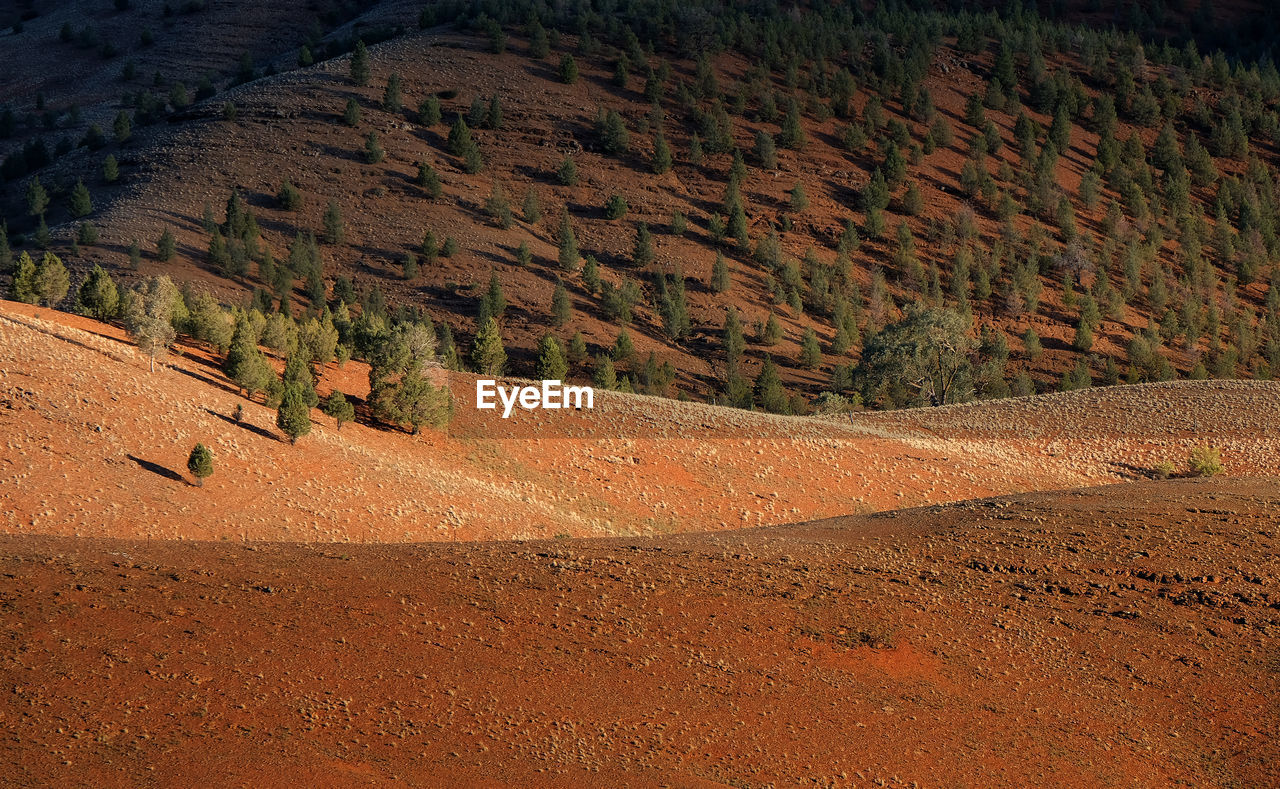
3, 478, 1277, 786
5, 2, 1280, 409
4, 299, 1278, 543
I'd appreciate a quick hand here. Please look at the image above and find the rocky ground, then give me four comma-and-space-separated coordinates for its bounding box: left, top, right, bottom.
2, 478, 1276, 786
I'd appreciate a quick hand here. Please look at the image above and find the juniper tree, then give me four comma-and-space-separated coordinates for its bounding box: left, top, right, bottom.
592, 354, 617, 389
322, 390, 355, 430
418, 95, 441, 126
383, 72, 402, 112
364, 131, 384, 163
11, 253, 37, 304
755, 355, 788, 413
323, 200, 344, 244
558, 211, 579, 271
652, 130, 672, 174
416, 162, 442, 198
471, 316, 506, 375
710, 252, 730, 293
187, 444, 213, 486
560, 54, 578, 84
536, 334, 569, 380
799, 327, 822, 369
277, 179, 302, 210
485, 181, 512, 228
75, 264, 119, 319
33, 252, 70, 307
276, 384, 312, 443
350, 40, 369, 86
550, 279, 571, 326
26, 176, 48, 219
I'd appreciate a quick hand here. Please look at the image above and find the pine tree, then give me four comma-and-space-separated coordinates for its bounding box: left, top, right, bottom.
789, 182, 808, 213
224, 316, 274, 399
364, 131, 384, 163
486, 94, 503, 129
12, 252, 38, 303
123, 275, 179, 371
710, 252, 730, 293
903, 181, 924, 215
26, 175, 48, 218
558, 211, 579, 270
556, 156, 578, 185
754, 129, 777, 169
652, 130, 672, 174
471, 316, 506, 375
632, 222, 654, 267
779, 99, 805, 149
350, 39, 369, 86
799, 326, 822, 369
479, 271, 506, 324
515, 241, 532, 266
689, 132, 703, 165
276, 384, 312, 443
536, 334, 569, 380
592, 354, 617, 389
187, 444, 213, 486
113, 110, 131, 143
521, 187, 541, 223
418, 95, 442, 126
485, 181, 512, 228
323, 200, 344, 244
762, 312, 783, 345
567, 332, 587, 366
550, 279, 571, 326
383, 72, 402, 112
322, 390, 355, 430
283, 352, 318, 408
755, 355, 788, 413
613, 328, 636, 366
103, 154, 119, 183
415, 161, 442, 198
0, 224, 10, 275
343, 98, 361, 127
600, 110, 629, 154
157, 227, 175, 261
75, 264, 119, 319
560, 54, 579, 84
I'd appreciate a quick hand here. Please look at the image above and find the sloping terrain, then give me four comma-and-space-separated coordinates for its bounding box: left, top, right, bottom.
2, 479, 1277, 786
7, 3, 1280, 406
3, 299, 1277, 543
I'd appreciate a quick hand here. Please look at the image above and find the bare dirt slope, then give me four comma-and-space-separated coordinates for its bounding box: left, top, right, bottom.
2, 478, 1277, 786
3, 300, 1277, 543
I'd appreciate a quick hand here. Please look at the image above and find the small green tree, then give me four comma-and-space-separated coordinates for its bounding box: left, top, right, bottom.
471, 316, 507, 375
34, 252, 70, 307
652, 130, 672, 174
68, 179, 93, 218
322, 390, 355, 430
75, 264, 119, 319
364, 131, 384, 163
103, 154, 119, 183
11, 252, 37, 304
560, 54, 579, 84
710, 252, 730, 293
799, 327, 822, 369
343, 98, 361, 127
187, 443, 213, 486
276, 384, 313, 444
593, 354, 617, 389
157, 227, 176, 261
323, 200, 344, 244
350, 39, 369, 86
536, 334, 569, 380
550, 279, 571, 326
485, 181, 512, 228
556, 156, 578, 185
26, 175, 49, 219
383, 72, 402, 112
755, 355, 788, 412
558, 211, 579, 271
277, 179, 302, 210
417, 162, 442, 198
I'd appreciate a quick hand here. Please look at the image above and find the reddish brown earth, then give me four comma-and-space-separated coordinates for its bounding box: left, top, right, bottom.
3, 478, 1277, 786
5, 300, 1279, 544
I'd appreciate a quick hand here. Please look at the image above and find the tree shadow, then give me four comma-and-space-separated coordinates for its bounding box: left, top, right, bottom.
205, 408, 281, 442
127, 454, 186, 483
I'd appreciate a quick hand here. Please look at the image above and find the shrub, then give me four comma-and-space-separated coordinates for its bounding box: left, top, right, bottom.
1188, 446, 1223, 477
187, 444, 213, 486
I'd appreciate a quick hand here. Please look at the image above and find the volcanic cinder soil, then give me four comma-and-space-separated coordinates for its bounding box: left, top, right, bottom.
2, 479, 1278, 786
